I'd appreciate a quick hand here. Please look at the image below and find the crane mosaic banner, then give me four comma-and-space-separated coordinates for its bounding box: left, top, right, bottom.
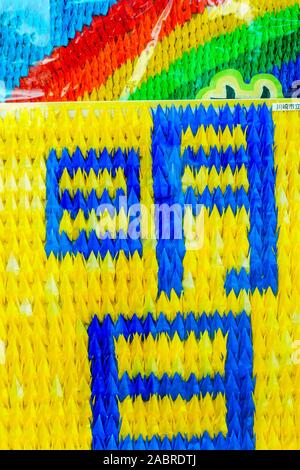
2, 0, 300, 101
0, 100, 298, 449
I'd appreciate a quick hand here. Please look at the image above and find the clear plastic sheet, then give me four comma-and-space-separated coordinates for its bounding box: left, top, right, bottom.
1, 0, 300, 102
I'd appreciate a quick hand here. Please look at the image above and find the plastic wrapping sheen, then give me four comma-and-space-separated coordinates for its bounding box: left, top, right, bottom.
1, 0, 300, 101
